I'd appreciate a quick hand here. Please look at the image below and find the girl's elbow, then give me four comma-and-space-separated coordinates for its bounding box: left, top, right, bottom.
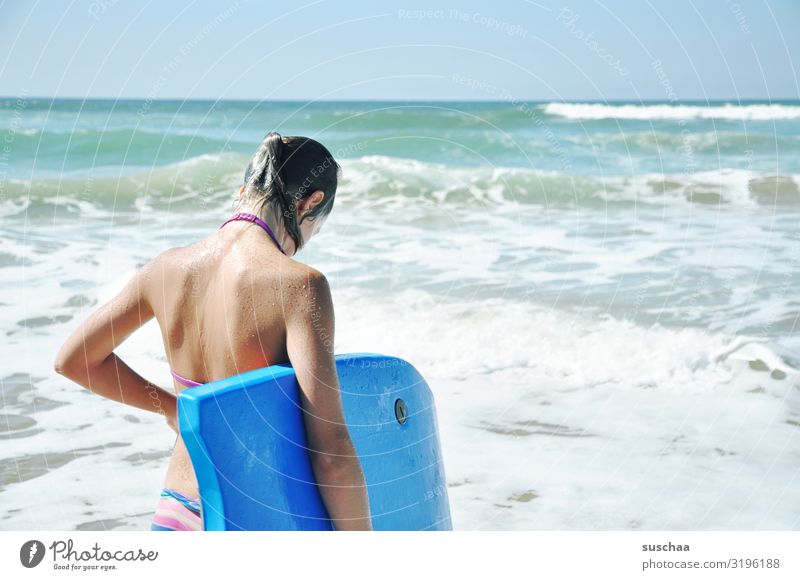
53, 352, 74, 377
54, 345, 82, 379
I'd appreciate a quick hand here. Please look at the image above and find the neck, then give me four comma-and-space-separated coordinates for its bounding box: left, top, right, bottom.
230, 204, 298, 257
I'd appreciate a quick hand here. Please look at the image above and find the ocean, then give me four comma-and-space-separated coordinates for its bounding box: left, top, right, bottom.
1, 99, 798, 530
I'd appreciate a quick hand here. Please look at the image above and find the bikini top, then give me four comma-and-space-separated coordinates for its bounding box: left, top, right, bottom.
169, 212, 287, 388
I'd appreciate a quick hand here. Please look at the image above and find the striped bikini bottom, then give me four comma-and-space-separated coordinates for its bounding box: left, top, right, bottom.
150, 488, 203, 531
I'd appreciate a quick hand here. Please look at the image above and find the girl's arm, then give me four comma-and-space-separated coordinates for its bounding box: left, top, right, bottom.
53, 256, 177, 428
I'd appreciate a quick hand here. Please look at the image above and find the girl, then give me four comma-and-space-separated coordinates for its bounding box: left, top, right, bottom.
54, 131, 372, 531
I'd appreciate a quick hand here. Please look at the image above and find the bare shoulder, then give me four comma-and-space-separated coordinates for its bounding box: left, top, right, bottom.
156, 245, 187, 261
296, 263, 328, 286
136, 246, 194, 304
277, 263, 332, 315
140, 246, 188, 282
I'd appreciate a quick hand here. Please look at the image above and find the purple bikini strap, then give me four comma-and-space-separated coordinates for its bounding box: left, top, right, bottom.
219, 212, 287, 256
170, 368, 204, 387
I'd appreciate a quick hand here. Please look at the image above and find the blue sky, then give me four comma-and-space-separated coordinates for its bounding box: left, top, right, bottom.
0, 0, 797, 100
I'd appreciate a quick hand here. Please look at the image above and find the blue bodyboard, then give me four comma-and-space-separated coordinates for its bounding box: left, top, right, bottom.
178, 353, 452, 530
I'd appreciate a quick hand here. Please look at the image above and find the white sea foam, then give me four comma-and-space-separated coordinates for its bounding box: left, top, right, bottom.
544, 102, 800, 121
338, 155, 799, 208
334, 287, 796, 393
2, 154, 797, 219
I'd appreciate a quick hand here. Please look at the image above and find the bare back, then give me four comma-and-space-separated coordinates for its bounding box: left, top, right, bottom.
148, 223, 318, 498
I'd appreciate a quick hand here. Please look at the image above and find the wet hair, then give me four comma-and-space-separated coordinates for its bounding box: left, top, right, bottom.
242, 131, 340, 252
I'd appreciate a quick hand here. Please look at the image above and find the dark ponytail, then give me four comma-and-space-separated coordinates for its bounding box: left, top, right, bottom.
242, 131, 340, 252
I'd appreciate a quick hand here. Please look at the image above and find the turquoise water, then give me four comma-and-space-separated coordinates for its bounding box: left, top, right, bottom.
2, 99, 799, 530
3, 99, 800, 177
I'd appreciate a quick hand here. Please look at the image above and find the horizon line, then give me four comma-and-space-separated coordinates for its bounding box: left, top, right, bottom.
2, 96, 799, 104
